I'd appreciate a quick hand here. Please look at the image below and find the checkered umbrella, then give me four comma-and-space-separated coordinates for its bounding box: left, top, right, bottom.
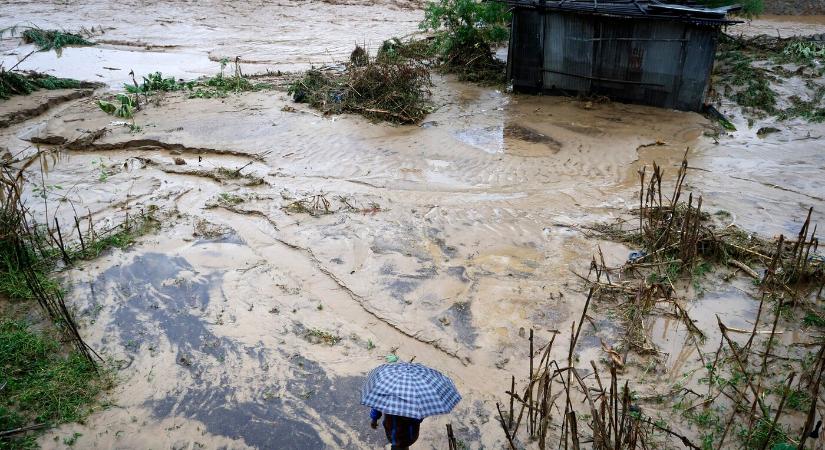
361, 362, 461, 420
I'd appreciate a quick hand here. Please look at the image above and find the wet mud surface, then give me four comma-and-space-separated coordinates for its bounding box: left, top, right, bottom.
2, 1, 825, 449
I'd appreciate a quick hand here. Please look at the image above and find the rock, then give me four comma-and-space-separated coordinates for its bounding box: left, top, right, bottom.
439, 316, 451, 326
757, 127, 781, 137
174, 157, 186, 165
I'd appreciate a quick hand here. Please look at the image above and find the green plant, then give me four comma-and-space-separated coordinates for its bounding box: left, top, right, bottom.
803, 311, 825, 327
125, 72, 191, 94
0, 26, 94, 55
782, 40, 825, 62
304, 328, 342, 345
63, 432, 82, 446
0, 70, 84, 100
217, 192, 244, 206
97, 94, 138, 119
420, 0, 510, 82
715, 49, 777, 114
0, 320, 108, 448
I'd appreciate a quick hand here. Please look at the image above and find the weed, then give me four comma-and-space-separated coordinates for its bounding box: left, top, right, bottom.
304, 328, 342, 345
217, 192, 244, 206
1, 26, 94, 55
125, 72, 190, 94
22, 29, 93, 53
715, 49, 776, 114
803, 311, 825, 327
0, 70, 85, 100
782, 40, 825, 64
97, 94, 138, 119
420, 0, 509, 83
785, 388, 811, 411
737, 417, 790, 449
0, 320, 108, 447
63, 432, 82, 446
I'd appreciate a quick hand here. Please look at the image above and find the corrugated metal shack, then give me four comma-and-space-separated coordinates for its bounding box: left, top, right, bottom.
504, 0, 739, 111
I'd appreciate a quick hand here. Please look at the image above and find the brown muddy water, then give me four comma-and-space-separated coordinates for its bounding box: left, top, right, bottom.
2, 1, 825, 449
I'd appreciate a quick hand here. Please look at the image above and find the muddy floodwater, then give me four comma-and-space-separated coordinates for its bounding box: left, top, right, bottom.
2, 1, 825, 449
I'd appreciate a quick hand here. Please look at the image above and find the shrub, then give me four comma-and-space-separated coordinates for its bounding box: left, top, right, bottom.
420, 0, 510, 83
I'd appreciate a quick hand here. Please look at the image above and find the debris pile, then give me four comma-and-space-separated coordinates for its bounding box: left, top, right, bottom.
288, 49, 431, 124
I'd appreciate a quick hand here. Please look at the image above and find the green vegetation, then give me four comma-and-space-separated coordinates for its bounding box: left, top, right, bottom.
0, 26, 94, 55
375, 38, 435, 64
0, 320, 108, 449
782, 40, 825, 63
97, 93, 138, 119
217, 192, 244, 206
779, 87, 825, 123
715, 34, 825, 122
21, 29, 93, 53
0, 71, 85, 100
715, 49, 776, 115
129, 60, 268, 100
304, 328, 342, 345
737, 417, 790, 450
803, 311, 825, 327
289, 56, 431, 124
420, 0, 510, 83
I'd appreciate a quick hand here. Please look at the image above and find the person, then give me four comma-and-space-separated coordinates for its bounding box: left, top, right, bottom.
369, 408, 422, 450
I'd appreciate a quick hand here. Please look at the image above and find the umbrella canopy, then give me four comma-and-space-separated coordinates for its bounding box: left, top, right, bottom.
361, 362, 461, 420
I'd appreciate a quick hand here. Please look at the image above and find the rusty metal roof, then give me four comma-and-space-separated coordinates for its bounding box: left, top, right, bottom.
502, 0, 742, 25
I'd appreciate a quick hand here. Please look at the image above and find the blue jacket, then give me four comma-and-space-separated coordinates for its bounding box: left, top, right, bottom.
370, 409, 423, 447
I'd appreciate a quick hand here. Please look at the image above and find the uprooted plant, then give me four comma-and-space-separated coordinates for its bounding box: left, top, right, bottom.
288, 50, 432, 124
0, 25, 95, 56
0, 69, 91, 100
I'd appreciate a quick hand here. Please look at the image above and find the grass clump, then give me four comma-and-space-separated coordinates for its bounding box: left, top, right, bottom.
0, 71, 85, 100
304, 328, 342, 345
217, 192, 244, 206
289, 53, 431, 124
0, 320, 108, 449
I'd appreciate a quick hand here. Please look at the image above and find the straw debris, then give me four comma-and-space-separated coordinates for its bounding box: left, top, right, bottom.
289, 49, 431, 124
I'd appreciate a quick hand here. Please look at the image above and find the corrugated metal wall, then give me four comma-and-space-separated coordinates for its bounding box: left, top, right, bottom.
509, 9, 544, 90
509, 10, 719, 111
